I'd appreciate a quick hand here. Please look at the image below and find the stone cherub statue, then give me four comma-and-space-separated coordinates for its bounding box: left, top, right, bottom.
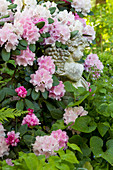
45, 33, 89, 90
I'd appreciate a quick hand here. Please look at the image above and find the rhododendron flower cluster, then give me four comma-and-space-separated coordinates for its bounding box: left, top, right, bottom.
71, 0, 91, 16
30, 56, 55, 92
83, 25, 95, 43
84, 53, 104, 78
49, 81, 65, 100
21, 109, 40, 127
19, 17, 40, 44
0, 0, 11, 16
37, 56, 55, 74
33, 129, 68, 157
63, 106, 88, 125
5, 131, 20, 147
0, 23, 19, 52
15, 86, 27, 98
30, 68, 53, 92
51, 129, 68, 149
15, 47, 35, 66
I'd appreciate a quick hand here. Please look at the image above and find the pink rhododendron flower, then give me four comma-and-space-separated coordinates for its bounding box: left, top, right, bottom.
21, 113, 40, 127
15, 47, 35, 66
5, 131, 20, 147
51, 129, 68, 149
49, 81, 65, 100
19, 17, 40, 44
75, 13, 86, 27
30, 68, 53, 92
63, 106, 88, 125
15, 86, 27, 98
84, 53, 104, 78
37, 56, 55, 75
33, 135, 59, 158
6, 159, 14, 167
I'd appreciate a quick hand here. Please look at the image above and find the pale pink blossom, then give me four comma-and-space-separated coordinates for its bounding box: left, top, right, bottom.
21, 113, 40, 127
30, 68, 53, 92
15, 47, 35, 66
49, 81, 65, 100
71, 0, 91, 16
83, 25, 95, 43
37, 56, 55, 75
19, 17, 40, 44
5, 131, 20, 147
33, 135, 59, 158
63, 106, 88, 125
0, 136, 9, 157
0, 123, 5, 137
51, 129, 68, 149
15, 86, 27, 98
6, 159, 14, 167
84, 53, 104, 78
0, 23, 19, 52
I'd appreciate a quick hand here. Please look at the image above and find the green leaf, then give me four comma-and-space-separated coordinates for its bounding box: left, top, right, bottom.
50, 109, 63, 119
97, 103, 110, 117
72, 116, 97, 133
26, 88, 32, 96
70, 30, 79, 39
51, 119, 65, 131
29, 44, 36, 52
99, 88, 106, 94
67, 143, 82, 153
18, 124, 28, 136
12, 49, 21, 56
0, 21, 5, 26
88, 11, 94, 15
16, 100, 24, 111
42, 91, 48, 99
31, 89, 40, 100
35, 21, 45, 29
49, 7, 56, 14
1, 49, 10, 61
23, 135, 34, 147
97, 123, 109, 137
48, 18, 54, 24
8, 4, 17, 9
90, 136, 103, 157
0, 15, 10, 19
17, 44, 27, 50
55, 41, 62, 48
64, 81, 76, 92
19, 39, 28, 47
3, 88, 16, 96
25, 99, 34, 109
0, 90, 5, 102
59, 149, 79, 164
52, 75, 60, 86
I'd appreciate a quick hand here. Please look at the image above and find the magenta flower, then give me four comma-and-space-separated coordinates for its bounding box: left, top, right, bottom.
15, 86, 27, 98
21, 114, 40, 127
5, 131, 20, 147
6, 159, 14, 167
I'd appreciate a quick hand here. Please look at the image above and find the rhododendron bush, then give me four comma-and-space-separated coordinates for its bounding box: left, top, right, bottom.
0, 0, 113, 169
